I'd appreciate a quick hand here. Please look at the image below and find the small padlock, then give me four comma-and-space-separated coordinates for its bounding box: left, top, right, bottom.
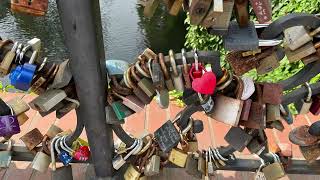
285, 41, 317, 63
189, 51, 204, 79
181, 48, 191, 88
105, 105, 124, 125
46, 124, 63, 139
112, 91, 144, 113
207, 150, 216, 176
20, 128, 44, 150
10, 50, 38, 91
53, 137, 73, 166
197, 152, 206, 174
73, 145, 90, 161
52, 165, 73, 180
240, 99, 252, 121
189, 0, 212, 25
224, 127, 253, 152
0, 139, 12, 168
144, 154, 160, 176
154, 120, 181, 153
32, 151, 51, 173
49, 60, 72, 89
131, 65, 155, 98
148, 58, 165, 90
111, 101, 133, 121
168, 148, 188, 167
124, 164, 141, 180
295, 82, 313, 114
169, 50, 185, 92
159, 53, 175, 91
0, 42, 18, 77
266, 104, 281, 122
29, 89, 67, 112
17, 113, 29, 126
113, 139, 141, 170
6, 97, 30, 116
284, 25, 320, 51
262, 153, 286, 180
0, 105, 20, 137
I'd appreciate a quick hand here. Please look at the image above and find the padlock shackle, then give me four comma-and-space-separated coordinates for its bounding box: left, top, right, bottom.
169, 50, 178, 77
135, 60, 150, 78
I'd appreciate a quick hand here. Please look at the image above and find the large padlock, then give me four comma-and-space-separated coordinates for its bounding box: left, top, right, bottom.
113, 139, 141, 170
52, 165, 73, 180
11, 0, 48, 16
185, 153, 202, 178
169, 50, 185, 92
224, 127, 252, 152
6, 97, 30, 116
32, 151, 51, 173
154, 120, 181, 153
295, 82, 313, 114
29, 89, 67, 112
20, 128, 44, 150
27, 38, 42, 52
49, 60, 72, 89
0, 107, 20, 137
10, 50, 38, 91
0, 42, 18, 77
262, 154, 286, 180
0, 139, 12, 168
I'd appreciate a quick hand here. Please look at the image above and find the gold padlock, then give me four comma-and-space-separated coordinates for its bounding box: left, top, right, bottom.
124, 164, 141, 180
6, 97, 30, 116
168, 148, 188, 167
17, 113, 29, 126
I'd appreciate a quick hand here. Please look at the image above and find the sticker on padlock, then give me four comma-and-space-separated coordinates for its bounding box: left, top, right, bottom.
10, 50, 38, 91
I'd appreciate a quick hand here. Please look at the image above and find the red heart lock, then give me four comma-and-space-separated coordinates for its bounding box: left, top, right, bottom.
74, 146, 90, 161
192, 72, 217, 95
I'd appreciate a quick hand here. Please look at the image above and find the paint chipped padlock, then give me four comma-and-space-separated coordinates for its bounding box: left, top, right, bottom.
73, 146, 90, 161
0, 107, 20, 137
9, 50, 38, 91
20, 128, 44, 150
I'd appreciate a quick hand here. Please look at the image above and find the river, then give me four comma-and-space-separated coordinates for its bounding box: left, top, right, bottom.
0, 0, 187, 63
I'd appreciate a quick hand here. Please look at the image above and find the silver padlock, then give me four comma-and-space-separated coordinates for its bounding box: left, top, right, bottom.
32, 151, 51, 173
169, 50, 184, 92
49, 60, 72, 89
295, 82, 313, 114
0, 139, 13, 168
27, 38, 42, 52
29, 89, 67, 112
112, 139, 141, 170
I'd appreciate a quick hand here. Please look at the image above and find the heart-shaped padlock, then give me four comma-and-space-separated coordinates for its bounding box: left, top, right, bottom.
191, 72, 217, 95
73, 146, 90, 161
189, 63, 205, 79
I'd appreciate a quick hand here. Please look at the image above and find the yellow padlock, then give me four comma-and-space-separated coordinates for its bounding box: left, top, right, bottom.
168, 148, 188, 167
124, 164, 141, 180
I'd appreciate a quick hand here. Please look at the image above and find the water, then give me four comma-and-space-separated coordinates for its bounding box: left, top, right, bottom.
0, 0, 187, 63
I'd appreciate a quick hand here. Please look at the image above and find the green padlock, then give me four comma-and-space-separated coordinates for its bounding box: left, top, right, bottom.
111, 101, 133, 121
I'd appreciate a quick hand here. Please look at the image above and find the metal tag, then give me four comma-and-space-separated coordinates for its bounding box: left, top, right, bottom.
154, 120, 181, 153
224, 21, 259, 51
249, 0, 272, 23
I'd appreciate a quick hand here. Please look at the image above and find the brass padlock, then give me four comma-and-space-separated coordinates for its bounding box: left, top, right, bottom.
169, 50, 184, 92
284, 26, 320, 51
266, 104, 281, 122
131, 65, 155, 98
262, 153, 286, 180
0, 139, 12, 168
20, 128, 44, 150
159, 53, 175, 91
0, 42, 18, 77
17, 113, 29, 126
32, 151, 51, 173
6, 97, 30, 116
295, 82, 313, 114
29, 89, 67, 112
124, 164, 141, 180
168, 148, 188, 167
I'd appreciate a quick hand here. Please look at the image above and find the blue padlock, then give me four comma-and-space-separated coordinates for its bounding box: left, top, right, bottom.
58, 150, 73, 166
9, 50, 37, 91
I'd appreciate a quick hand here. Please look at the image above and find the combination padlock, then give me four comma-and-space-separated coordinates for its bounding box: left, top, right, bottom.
10, 50, 38, 91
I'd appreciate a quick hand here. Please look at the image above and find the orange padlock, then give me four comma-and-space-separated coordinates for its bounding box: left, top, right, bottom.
11, 0, 48, 16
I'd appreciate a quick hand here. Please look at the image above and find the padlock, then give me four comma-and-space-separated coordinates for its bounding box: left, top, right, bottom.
189, 0, 212, 25
209, 76, 244, 126
113, 139, 141, 170
224, 127, 252, 152
207, 150, 216, 176
0, 42, 18, 77
295, 82, 313, 114
302, 53, 320, 65
10, 50, 38, 91
223, 21, 259, 51
169, 50, 185, 92
111, 101, 133, 121
56, 100, 78, 119
112, 91, 144, 113
310, 95, 320, 115
299, 144, 320, 162
197, 152, 206, 174
240, 76, 255, 100
143, 0, 160, 17
0, 106, 20, 137
52, 165, 73, 180
124, 67, 152, 104
168, 148, 188, 167
168, 0, 184, 16
262, 153, 286, 180
0, 139, 12, 168
240, 84, 266, 129
131, 65, 155, 98
106, 60, 129, 77
27, 38, 42, 52
185, 153, 200, 177
11, 0, 48, 16
154, 120, 181, 153
0, 98, 11, 116
240, 99, 252, 121
284, 26, 320, 51
29, 89, 67, 112
266, 104, 281, 122
289, 125, 318, 146
31, 151, 51, 173
285, 41, 317, 63
181, 49, 191, 88
105, 105, 124, 124
49, 60, 72, 89
159, 53, 175, 91
17, 113, 29, 126
201, 0, 234, 34
53, 137, 73, 166
148, 58, 165, 90
280, 105, 294, 125
6, 97, 30, 116
155, 89, 169, 109
124, 164, 141, 180
187, 140, 198, 152
234, 0, 249, 27
73, 145, 90, 161
46, 124, 63, 139
249, 0, 272, 23
30, 63, 57, 94
257, 47, 284, 75
189, 51, 204, 79
246, 137, 266, 155
262, 83, 283, 105
144, 155, 160, 176
20, 128, 44, 150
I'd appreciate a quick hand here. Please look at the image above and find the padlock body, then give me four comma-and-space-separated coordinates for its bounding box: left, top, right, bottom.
46, 124, 63, 139
32, 151, 51, 173
105, 106, 124, 124
284, 26, 312, 51
20, 128, 43, 150
10, 63, 36, 91
168, 148, 188, 167
262, 163, 285, 180
122, 95, 144, 113
266, 104, 281, 122
29, 89, 67, 112
133, 87, 152, 104
0, 115, 20, 136
0, 51, 15, 76
111, 101, 132, 121
124, 164, 141, 180
7, 97, 30, 116
296, 99, 313, 114
144, 155, 160, 176
137, 78, 156, 97
0, 151, 11, 168
285, 41, 316, 63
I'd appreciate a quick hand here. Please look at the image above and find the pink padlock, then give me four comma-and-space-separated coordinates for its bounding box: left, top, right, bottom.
189, 51, 205, 79
73, 146, 90, 161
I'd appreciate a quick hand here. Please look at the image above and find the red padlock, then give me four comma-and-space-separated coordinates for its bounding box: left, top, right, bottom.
189, 51, 204, 79
73, 146, 90, 161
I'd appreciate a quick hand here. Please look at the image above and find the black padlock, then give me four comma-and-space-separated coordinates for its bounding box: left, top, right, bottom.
0, 98, 11, 116
193, 120, 204, 134
308, 121, 320, 137
182, 88, 199, 105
